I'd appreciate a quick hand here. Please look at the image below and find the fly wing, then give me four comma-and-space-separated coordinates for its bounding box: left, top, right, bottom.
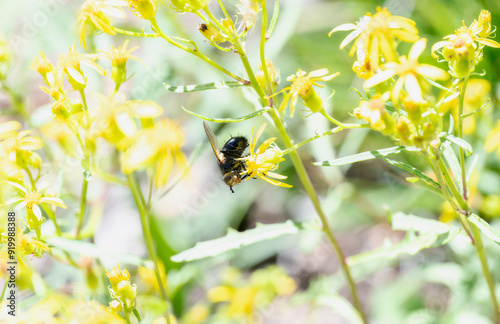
203, 121, 224, 163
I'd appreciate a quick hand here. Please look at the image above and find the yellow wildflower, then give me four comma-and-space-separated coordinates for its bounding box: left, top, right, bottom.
0, 129, 43, 167
439, 79, 491, 134
280, 68, 339, 117
432, 10, 499, 78
92, 96, 163, 150
485, 121, 500, 157
353, 92, 394, 134
120, 118, 187, 187
364, 38, 449, 103
170, 0, 211, 13
78, 0, 128, 50
0, 120, 21, 140
3, 181, 67, 222
29, 50, 54, 78
98, 40, 143, 87
330, 7, 419, 70
58, 45, 105, 90
105, 264, 130, 289
127, 0, 157, 20
240, 124, 291, 188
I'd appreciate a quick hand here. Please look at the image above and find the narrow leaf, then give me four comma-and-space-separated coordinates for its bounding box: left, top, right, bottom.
316, 295, 363, 324
182, 106, 271, 123
348, 212, 458, 266
313, 146, 420, 167
171, 220, 302, 262
384, 158, 440, 189
47, 237, 146, 266
468, 213, 500, 246
441, 143, 463, 193
163, 81, 247, 93
348, 230, 458, 266
391, 212, 452, 234
461, 98, 490, 118
266, 0, 280, 38
441, 133, 473, 156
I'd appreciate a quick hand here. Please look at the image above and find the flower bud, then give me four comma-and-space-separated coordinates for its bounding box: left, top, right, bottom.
301, 87, 324, 113
478, 10, 492, 38
51, 99, 71, 122
117, 280, 137, 300
28, 152, 42, 170
128, 0, 157, 20
170, 0, 210, 13
198, 23, 223, 43
108, 300, 122, 313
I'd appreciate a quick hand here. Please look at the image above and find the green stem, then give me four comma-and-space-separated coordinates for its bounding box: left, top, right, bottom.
79, 89, 90, 126
259, 0, 273, 103
133, 308, 142, 322
76, 178, 88, 238
281, 124, 366, 156
457, 76, 469, 201
126, 173, 171, 324
149, 18, 249, 85
320, 109, 344, 128
470, 222, 500, 323
269, 110, 367, 323
112, 26, 159, 38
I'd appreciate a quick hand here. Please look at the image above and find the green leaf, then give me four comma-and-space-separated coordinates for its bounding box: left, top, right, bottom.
391, 212, 452, 234
383, 158, 440, 189
461, 98, 490, 118
348, 231, 458, 266
468, 213, 500, 246
171, 220, 303, 262
316, 295, 363, 324
348, 212, 458, 266
47, 237, 146, 266
441, 143, 463, 193
313, 146, 420, 167
266, 0, 280, 38
441, 133, 473, 156
163, 81, 247, 93
182, 106, 271, 123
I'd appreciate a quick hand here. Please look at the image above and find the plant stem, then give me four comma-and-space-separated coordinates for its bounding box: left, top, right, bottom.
457, 76, 469, 201
76, 178, 88, 238
149, 18, 249, 85
269, 110, 366, 323
470, 221, 500, 323
126, 173, 171, 324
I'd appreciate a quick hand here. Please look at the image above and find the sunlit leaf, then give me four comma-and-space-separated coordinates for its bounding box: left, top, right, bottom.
468, 213, 500, 246
47, 237, 146, 266
163, 81, 247, 93
182, 106, 271, 123
441, 133, 473, 156
266, 0, 280, 38
348, 212, 459, 266
313, 146, 420, 166
171, 220, 303, 262
383, 158, 440, 189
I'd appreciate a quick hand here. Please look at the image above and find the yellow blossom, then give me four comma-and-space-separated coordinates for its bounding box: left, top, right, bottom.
58, 45, 106, 90
170, 0, 211, 13
0, 129, 43, 167
3, 181, 67, 222
92, 95, 163, 150
127, 0, 157, 20
98, 40, 143, 87
78, 0, 128, 50
105, 264, 130, 289
432, 10, 499, 78
29, 50, 54, 77
485, 121, 500, 157
0, 120, 21, 141
364, 38, 449, 103
240, 124, 291, 188
280, 68, 339, 117
120, 118, 188, 187
353, 92, 394, 134
439, 79, 491, 134
329, 7, 419, 70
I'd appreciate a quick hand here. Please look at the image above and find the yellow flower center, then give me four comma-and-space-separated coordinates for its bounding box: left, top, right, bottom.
369, 98, 385, 112
290, 75, 312, 96
25, 192, 42, 209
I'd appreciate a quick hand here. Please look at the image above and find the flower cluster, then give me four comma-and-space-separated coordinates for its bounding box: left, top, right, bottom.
332, 9, 498, 151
